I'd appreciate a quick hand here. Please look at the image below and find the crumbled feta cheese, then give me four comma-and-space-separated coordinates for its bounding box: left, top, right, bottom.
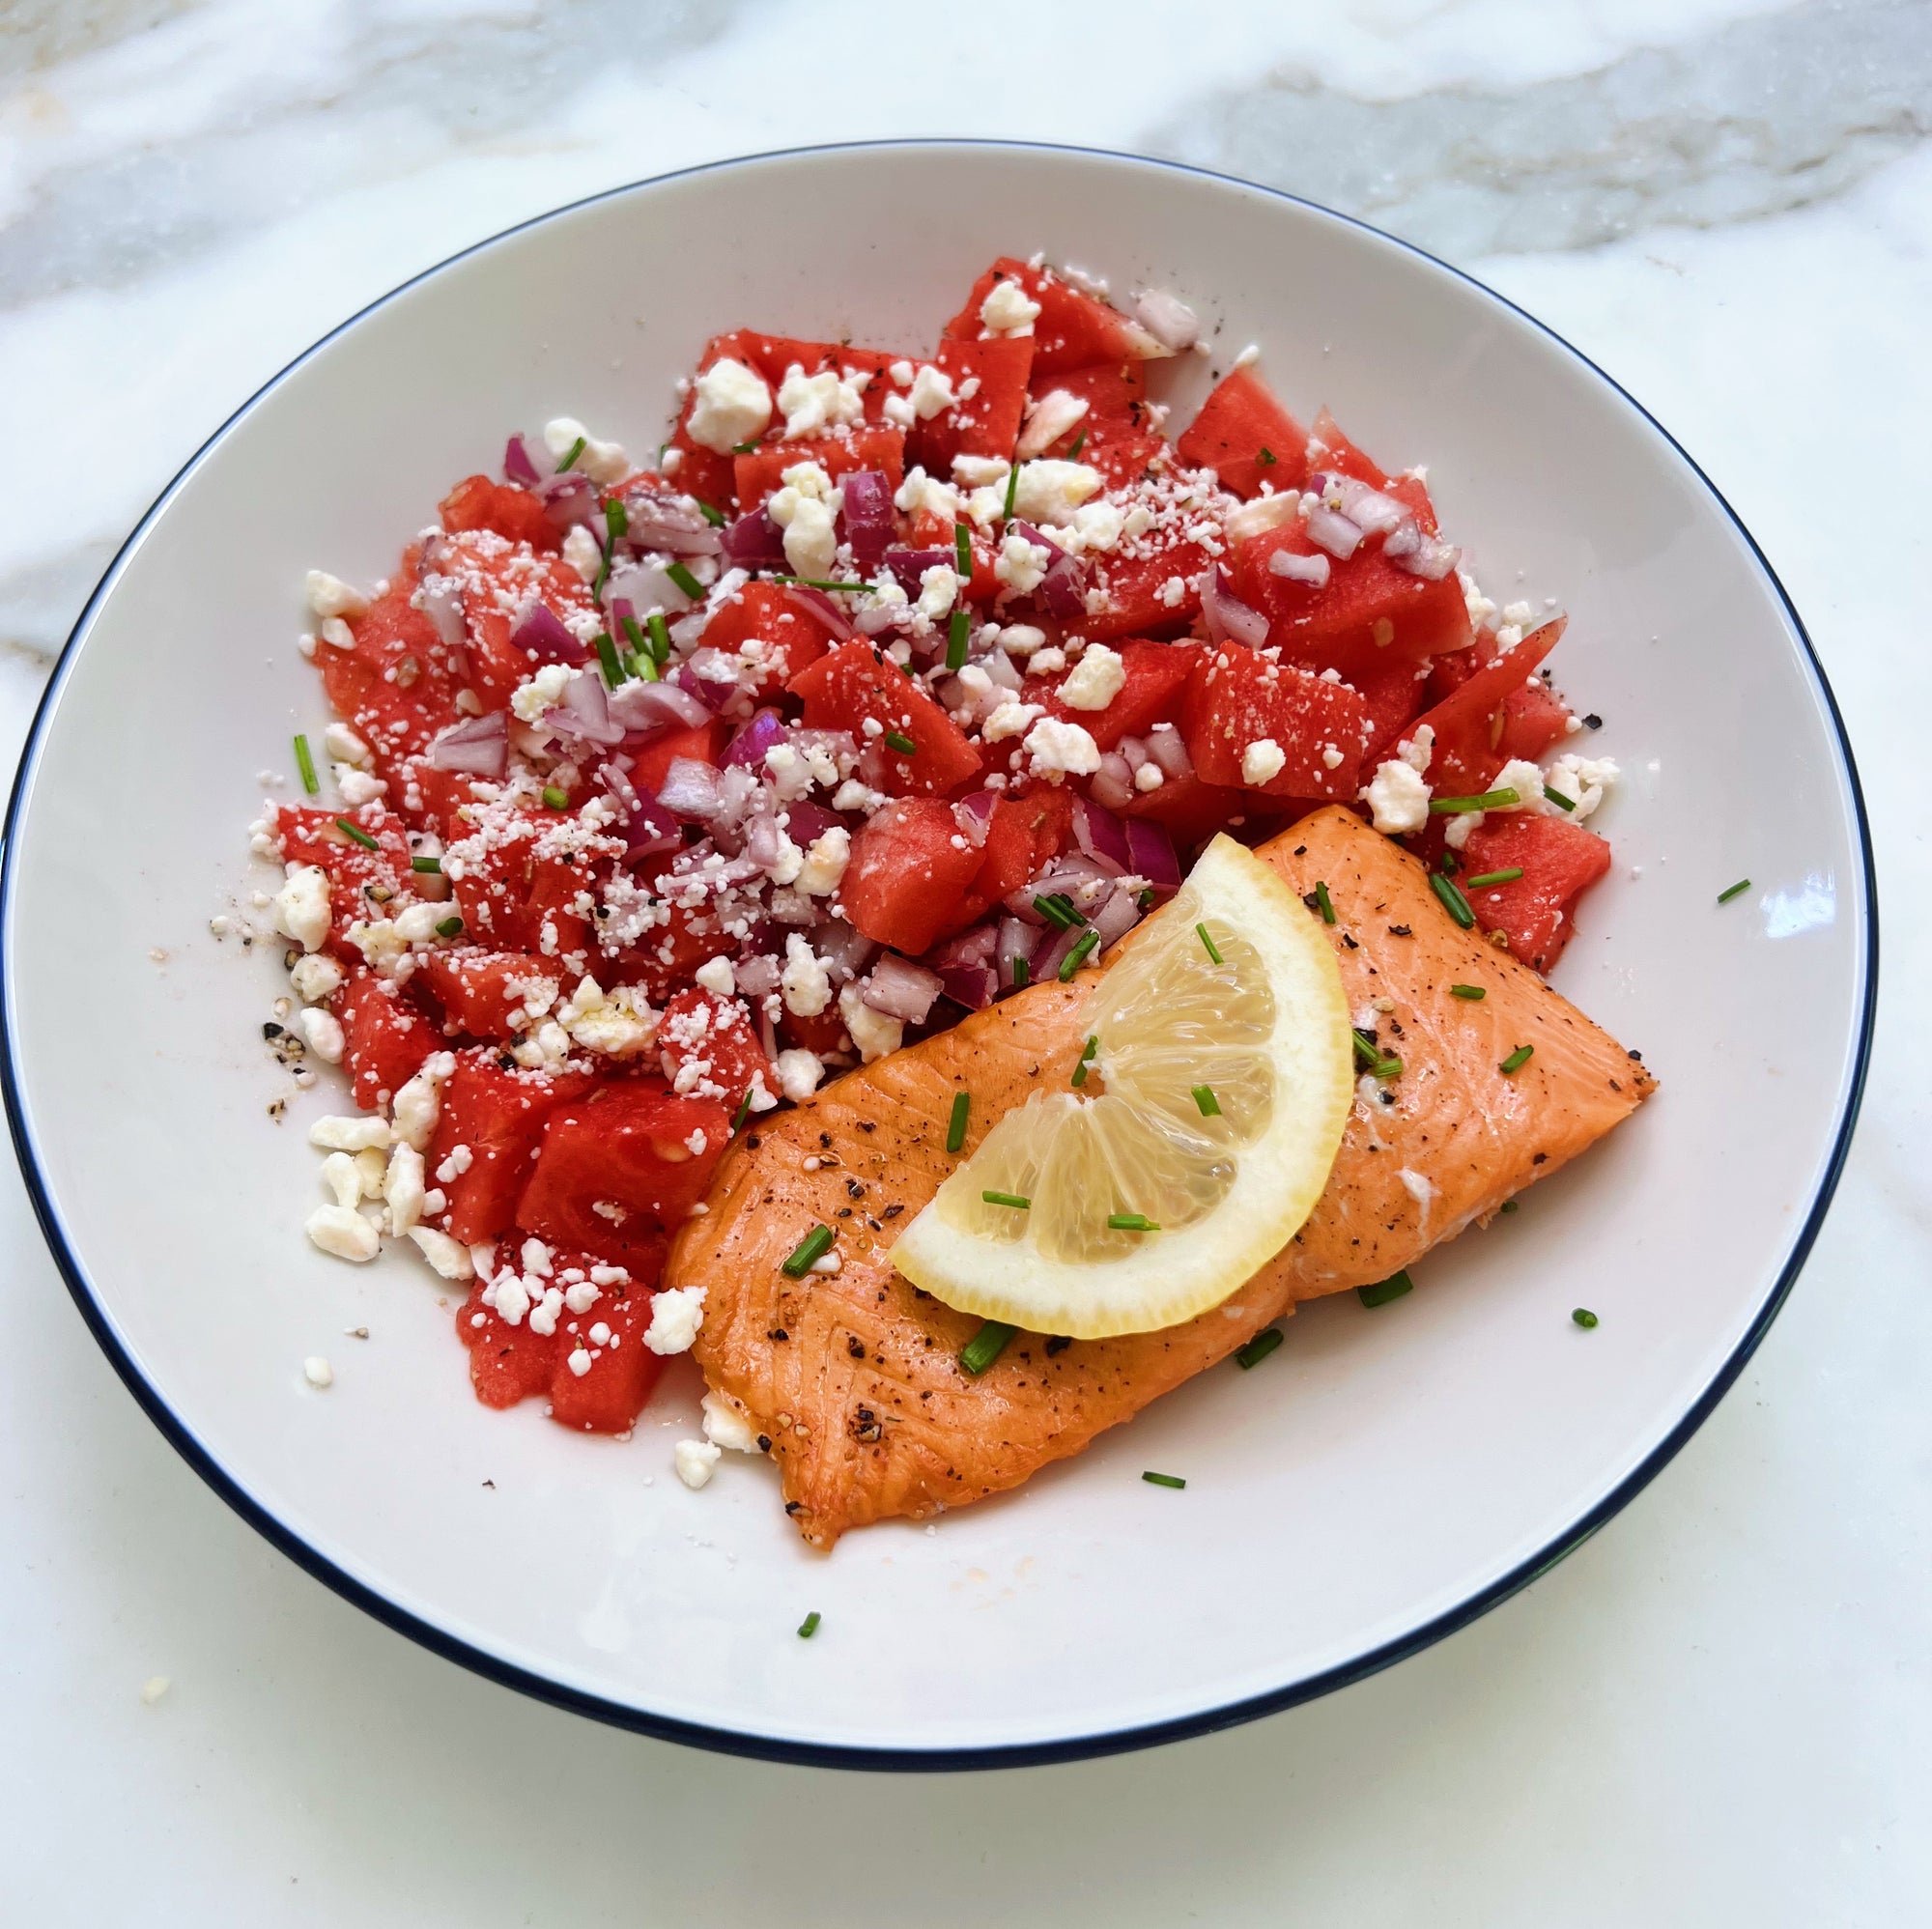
702, 1389, 763, 1452
1024, 647, 1066, 677
308, 1115, 390, 1153
390, 1056, 452, 1151
512, 663, 573, 723
694, 955, 736, 997
1544, 752, 1619, 823
908, 361, 956, 419
644, 1285, 706, 1355
324, 722, 371, 767
305, 1204, 380, 1262
335, 765, 385, 808
775, 1047, 825, 1101
1444, 809, 1481, 850
917, 564, 960, 621
1068, 499, 1124, 553
303, 1355, 334, 1388
838, 983, 903, 1063
1056, 641, 1124, 712
995, 532, 1050, 596
318, 616, 355, 650
997, 623, 1048, 656
1016, 387, 1090, 460
542, 415, 629, 486
1012, 460, 1104, 527
1363, 758, 1433, 836
781, 933, 833, 1018
384, 1142, 426, 1235
795, 824, 850, 896
289, 951, 344, 1004
319, 1151, 362, 1209
305, 571, 369, 621
1225, 491, 1304, 542
686, 356, 772, 454
777, 363, 869, 439
674, 1438, 723, 1489
1024, 716, 1101, 780
1460, 567, 1498, 632
1398, 723, 1435, 775
1241, 738, 1287, 786
298, 1006, 344, 1064
407, 1226, 473, 1281
895, 465, 964, 522
1134, 762, 1165, 792
1493, 758, 1548, 809
274, 865, 331, 953
766, 461, 840, 580
980, 277, 1042, 335
560, 525, 603, 583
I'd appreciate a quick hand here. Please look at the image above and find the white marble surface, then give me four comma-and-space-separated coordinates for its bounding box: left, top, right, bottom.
2, 1, 1926, 1921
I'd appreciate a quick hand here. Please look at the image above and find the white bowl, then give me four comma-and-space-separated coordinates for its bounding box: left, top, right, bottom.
0, 143, 1874, 1767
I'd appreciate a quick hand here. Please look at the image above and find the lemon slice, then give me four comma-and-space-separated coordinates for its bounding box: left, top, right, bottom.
890, 834, 1352, 1340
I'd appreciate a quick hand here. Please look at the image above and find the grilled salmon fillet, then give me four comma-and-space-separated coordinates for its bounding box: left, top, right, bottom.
669, 806, 1655, 1546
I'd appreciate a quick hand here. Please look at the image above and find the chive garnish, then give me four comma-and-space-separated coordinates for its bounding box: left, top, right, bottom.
1449, 983, 1486, 1000
1440, 850, 1461, 874
1002, 457, 1021, 522
1192, 1084, 1221, 1117
1142, 1471, 1186, 1489
618, 613, 659, 681
729, 1087, 755, 1134
1106, 1212, 1159, 1232
592, 632, 624, 688
771, 575, 871, 592
665, 560, 704, 602
1358, 1270, 1413, 1308
1011, 956, 1030, 988
1499, 1198, 1520, 1214
1235, 1327, 1283, 1369
1352, 1029, 1382, 1069
1430, 871, 1475, 928
411, 855, 442, 874
645, 610, 671, 666
1430, 786, 1520, 814
1066, 430, 1087, 460
604, 498, 628, 543
1371, 1054, 1404, 1081
542, 784, 569, 810
695, 497, 726, 527
1718, 878, 1751, 904
294, 733, 320, 795
946, 1090, 969, 1153
781, 1225, 836, 1277
1033, 893, 1083, 930
1313, 879, 1336, 924
435, 915, 464, 939
1572, 1307, 1599, 1329
960, 1320, 1016, 1376
946, 608, 969, 671
1196, 922, 1224, 965
1060, 929, 1099, 979
1071, 1035, 1099, 1086
335, 817, 380, 851
1499, 1044, 1534, 1074
884, 729, 917, 755
555, 435, 586, 473
730, 440, 758, 455
1464, 867, 1524, 889
1543, 784, 1576, 811
953, 521, 973, 574
1257, 446, 1278, 467
797, 1610, 821, 1638
981, 1190, 1030, 1210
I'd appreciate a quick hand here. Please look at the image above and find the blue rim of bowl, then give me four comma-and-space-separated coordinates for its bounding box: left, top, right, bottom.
0, 139, 1879, 1773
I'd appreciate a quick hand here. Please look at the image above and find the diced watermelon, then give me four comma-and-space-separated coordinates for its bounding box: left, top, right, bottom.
1032, 359, 1149, 452
515, 1083, 730, 1257
546, 1264, 669, 1434
427, 1053, 596, 1245
315, 577, 463, 780
942, 258, 1166, 376
418, 950, 555, 1041
629, 718, 728, 795
657, 987, 773, 1113
735, 333, 900, 419
1033, 639, 1199, 752
1307, 406, 1392, 488
1177, 366, 1310, 496
839, 798, 986, 954
787, 641, 981, 797
1119, 771, 1255, 848
1403, 618, 1565, 798
949, 788, 1075, 929
1351, 656, 1435, 761
733, 428, 906, 506
1182, 644, 1373, 800
1454, 811, 1611, 975
442, 532, 596, 712
274, 804, 412, 944
331, 968, 440, 1112
394, 761, 482, 838
439, 474, 558, 552
456, 1275, 559, 1409
602, 902, 735, 1006
907, 335, 1035, 472
693, 580, 838, 697
1427, 637, 1576, 765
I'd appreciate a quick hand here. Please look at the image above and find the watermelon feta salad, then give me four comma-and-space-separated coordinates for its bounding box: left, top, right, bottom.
254, 253, 1617, 1454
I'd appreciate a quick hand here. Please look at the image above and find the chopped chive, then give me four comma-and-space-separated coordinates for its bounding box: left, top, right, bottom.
695, 496, 725, 527
591, 553, 611, 604
435, 915, 464, 939
1192, 1084, 1221, 1117
1449, 982, 1486, 1000
1352, 1029, 1382, 1069
1070, 1059, 1090, 1088
1430, 786, 1520, 814
1235, 1326, 1283, 1369
1464, 866, 1524, 889
884, 729, 917, 755
1543, 784, 1576, 811
797, 1610, 821, 1638
1081, 1034, 1100, 1062
1718, 877, 1751, 905
1313, 879, 1336, 924
293, 733, 320, 795
665, 560, 704, 602
555, 435, 586, 473
981, 1190, 1030, 1210
1137, 887, 1156, 912
730, 1087, 754, 1133
1011, 955, 1030, 988
781, 1225, 836, 1277
541, 784, 569, 810
960, 1320, 1016, 1376
1372, 1055, 1404, 1081
604, 498, 628, 542
1572, 1307, 1599, 1329
946, 608, 969, 671
645, 611, 671, 666
1033, 893, 1082, 930
410, 855, 442, 875
593, 632, 624, 688
730, 440, 758, 455
1106, 1212, 1159, 1232
335, 817, 380, 851
1002, 457, 1021, 522
1500, 1198, 1520, 1214
1430, 871, 1476, 928
771, 575, 871, 592
1257, 446, 1278, 467
1059, 929, 1099, 979
1439, 849, 1461, 875
1142, 1471, 1186, 1489
1358, 1270, 1413, 1308
1066, 429, 1087, 460
618, 613, 659, 681
1499, 1044, 1534, 1074
954, 521, 973, 574
946, 1090, 970, 1153
1196, 922, 1224, 965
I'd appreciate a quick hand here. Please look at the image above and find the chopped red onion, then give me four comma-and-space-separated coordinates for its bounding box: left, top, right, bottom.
1091, 888, 1144, 949
1073, 795, 1131, 873
1031, 922, 1085, 983
608, 558, 697, 617
1124, 818, 1181, 892
744, 811, 784, 871
883, 547, 958, 593
722, 510, 786, 570
937, 961, 999, 1011
735, 953, 782, 998
427, 712, 507, 780
419, 581, 466, 649
537, 472, 601, 533
607, 679, 711, 733
1133, 288, 1200, 352
658, 756, 724, 821
930, 921, 1000, 970
675, 655, 739, 712
620, 790, 681, 861
781, 583, 854, 640
551, 667, 624, 745
503, 434, 541, 487
1304, 503, 1364, 560
954, 789, 997, 847
723, 707, 787, 770
861, 952, 944, 1024
841, 470, 895, 574
1389, 529, 1459, 581
1091, 752, 1136, 811
1201, 564, 1269, 648
1010, 521, 1087, 620
996, 916, 1035, 984
1145, 726, 1193, 779
511, 601, 588, 666
598, 760, 639, 812
781, 799, 841, 847
621, 488, 722, 556
1321, 473, 1406, 535
810, 919, 878, 981
1267, 549, 1331, 588
1010, 854, 1117, 922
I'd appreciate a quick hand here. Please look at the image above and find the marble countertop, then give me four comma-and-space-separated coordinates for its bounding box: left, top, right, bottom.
2, 1, 1926, 1921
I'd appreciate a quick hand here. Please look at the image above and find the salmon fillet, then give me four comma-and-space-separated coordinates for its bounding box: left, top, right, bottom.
669, 806, 1655, 1546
